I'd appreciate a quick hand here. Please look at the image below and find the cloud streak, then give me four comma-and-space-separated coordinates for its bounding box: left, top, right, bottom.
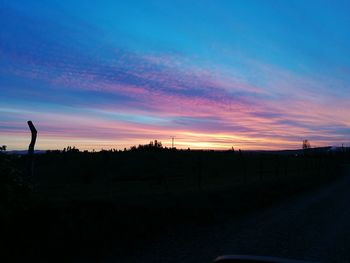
1, 3, 349, 150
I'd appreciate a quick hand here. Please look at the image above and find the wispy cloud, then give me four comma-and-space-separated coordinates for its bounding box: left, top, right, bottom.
1, 4, 349, 150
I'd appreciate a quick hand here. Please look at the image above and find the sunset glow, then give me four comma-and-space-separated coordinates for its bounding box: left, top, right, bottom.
1, 1, 350, 150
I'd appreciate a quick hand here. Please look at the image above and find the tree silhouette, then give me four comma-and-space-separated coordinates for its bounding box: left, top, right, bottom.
302, 140, 311, 150
64, 146, 80, 153
129, 140, 165, 152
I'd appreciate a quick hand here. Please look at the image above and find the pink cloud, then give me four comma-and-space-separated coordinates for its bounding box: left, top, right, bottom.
2, 47, 350, 150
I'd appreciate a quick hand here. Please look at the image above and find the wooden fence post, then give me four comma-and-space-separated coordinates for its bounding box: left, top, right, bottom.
27, 121, 37, 177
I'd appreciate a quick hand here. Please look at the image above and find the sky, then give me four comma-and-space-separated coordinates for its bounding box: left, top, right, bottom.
1, 0, 350, 150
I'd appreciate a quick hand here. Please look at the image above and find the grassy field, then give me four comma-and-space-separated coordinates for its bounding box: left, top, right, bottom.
1, 149, 349, 262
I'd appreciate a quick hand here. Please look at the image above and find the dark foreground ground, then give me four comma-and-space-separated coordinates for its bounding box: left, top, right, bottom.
110, 166, 350, 263
1, 150, 349, 262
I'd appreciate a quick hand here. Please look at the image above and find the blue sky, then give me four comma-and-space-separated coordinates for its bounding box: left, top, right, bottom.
1, 0, 349, 150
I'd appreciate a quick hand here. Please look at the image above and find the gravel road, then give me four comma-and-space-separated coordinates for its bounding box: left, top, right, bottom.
108, 170, 350, 263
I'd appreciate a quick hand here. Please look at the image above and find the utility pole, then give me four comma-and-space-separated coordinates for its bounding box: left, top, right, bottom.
171, 136, 175, 148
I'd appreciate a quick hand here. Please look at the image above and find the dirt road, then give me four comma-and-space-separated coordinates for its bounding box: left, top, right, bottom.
109, 170, 350, 263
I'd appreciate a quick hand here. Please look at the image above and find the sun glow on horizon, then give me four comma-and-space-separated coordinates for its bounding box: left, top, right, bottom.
1, 1, 350, 151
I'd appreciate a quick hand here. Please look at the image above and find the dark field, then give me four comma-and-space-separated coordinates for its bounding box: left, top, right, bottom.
1, 149, 349, 262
